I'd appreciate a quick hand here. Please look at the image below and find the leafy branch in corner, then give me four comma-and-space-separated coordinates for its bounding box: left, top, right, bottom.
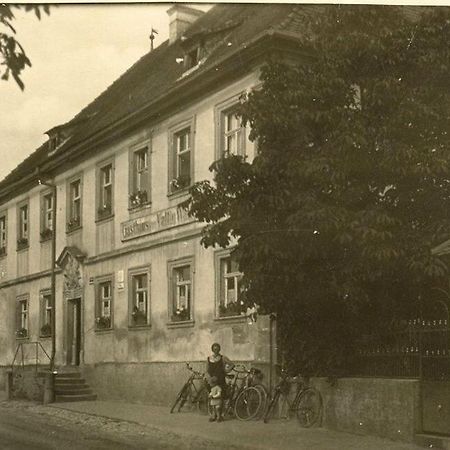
0, 4, 50, 90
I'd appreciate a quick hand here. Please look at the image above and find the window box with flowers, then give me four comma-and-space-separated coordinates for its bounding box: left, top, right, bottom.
40, 227, 53, 241
171, 306, 190, 323
40, 323, 52, 337
170, 175, 191, 193
131, 307, 148, 326
16, 327, 28, 339
129, 190, 149, 209
219, 300, 247, 318
67, 216, 81, 231
17, 237, 29, 250
97, 203, 112, 219
95, 315, 111, 330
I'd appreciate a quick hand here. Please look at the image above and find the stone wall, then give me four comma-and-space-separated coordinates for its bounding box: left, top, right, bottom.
311, 377, 420, 442
83, 359, 273, 406
8, 367, 46, 402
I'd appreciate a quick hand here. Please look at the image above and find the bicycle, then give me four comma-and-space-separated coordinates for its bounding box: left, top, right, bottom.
263, 366, 322, 427
170, 362, 209, 414
223, 365, 266, 421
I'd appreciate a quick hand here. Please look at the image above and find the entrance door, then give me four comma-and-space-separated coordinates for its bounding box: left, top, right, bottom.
67, 298, 82, 366
420, 299, 450, 435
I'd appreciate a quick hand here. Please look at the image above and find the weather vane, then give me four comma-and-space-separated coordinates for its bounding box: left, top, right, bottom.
149, 28, 158, 51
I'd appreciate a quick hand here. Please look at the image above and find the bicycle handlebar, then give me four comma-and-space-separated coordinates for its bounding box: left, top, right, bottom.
185, 362, 205, 378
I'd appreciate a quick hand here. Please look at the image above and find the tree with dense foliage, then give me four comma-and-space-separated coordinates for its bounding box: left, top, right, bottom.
184, 6, 450, 375
0, 4, 50, 90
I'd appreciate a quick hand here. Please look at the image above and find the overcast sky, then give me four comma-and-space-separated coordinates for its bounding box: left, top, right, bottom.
0, 3, 211, 182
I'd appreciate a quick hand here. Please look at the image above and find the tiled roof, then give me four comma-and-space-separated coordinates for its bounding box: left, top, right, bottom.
0, 4, 431, 193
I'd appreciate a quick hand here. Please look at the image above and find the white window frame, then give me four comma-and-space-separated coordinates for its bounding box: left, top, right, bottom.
129, 141, 151, 209
168, 257, 194, 323
67, 174, 82, 231
19, 205, 28, 239
168, 118, 195, 195
95, 277, 113, 330
101, 165, 112, 208
101, 282, 112, 318
135, 148, 148, 192
16, 295, 29, 338
215, 94, 246, 160
40, 290, 52, 337
71, 180, 81, 218
215, 250, 245, 319
128, 266, 151, 327
43, 193, 54, 231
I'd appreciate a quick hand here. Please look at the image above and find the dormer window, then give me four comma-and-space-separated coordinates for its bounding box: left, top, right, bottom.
185, 46, 202, 70
48, 135, 59, 152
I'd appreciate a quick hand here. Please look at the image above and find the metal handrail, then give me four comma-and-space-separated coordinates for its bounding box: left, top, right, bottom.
11, 341, 51, 374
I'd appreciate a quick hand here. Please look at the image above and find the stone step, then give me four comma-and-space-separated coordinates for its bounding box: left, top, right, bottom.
55, 387, 93, 396
55, 378, 86, 385
55, 372, 81, 378
55, 393, 97, 403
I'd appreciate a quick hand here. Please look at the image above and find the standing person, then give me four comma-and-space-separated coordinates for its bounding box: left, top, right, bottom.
206, 343, 233, 421
208, 376, 222, 422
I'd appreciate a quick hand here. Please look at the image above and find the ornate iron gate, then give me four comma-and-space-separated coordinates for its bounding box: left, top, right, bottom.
420, 299, 450, 435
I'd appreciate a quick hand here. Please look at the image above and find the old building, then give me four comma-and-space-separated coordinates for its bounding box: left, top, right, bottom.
0, 4, 308, 403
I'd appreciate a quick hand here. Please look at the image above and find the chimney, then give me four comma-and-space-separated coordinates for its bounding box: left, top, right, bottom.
167, 4, 204, 44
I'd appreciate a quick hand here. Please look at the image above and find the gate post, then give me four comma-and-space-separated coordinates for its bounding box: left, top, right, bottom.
5, 370, 13, 400
43, 371, 55, 404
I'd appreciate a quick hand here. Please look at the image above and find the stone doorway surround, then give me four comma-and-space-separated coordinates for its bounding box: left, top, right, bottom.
56, 246, 86, 367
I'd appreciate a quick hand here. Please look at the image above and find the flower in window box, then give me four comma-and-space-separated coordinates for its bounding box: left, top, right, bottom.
97, 204, 112, 218
170, 176, 190, 192
244, 303, 259, 323
40, 323, 52, 337
0, 246, 6, 256
40, 228, 53, 240
219, 300, 247, 318
171, 306, 190, 322
131, 307, 147, 325
17, 237, 29, 249
95, 315, 111, 329
16, 327, 28, 338
129, 190, 148, 208
67, 216, 81, 231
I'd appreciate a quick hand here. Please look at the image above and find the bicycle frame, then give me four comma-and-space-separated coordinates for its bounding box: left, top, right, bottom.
223, 366, 262, 416
264, 369, 306, 420
171, 362, 209, 414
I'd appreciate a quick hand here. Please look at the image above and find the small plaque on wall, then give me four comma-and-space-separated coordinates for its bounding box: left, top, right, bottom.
117, 270, 125, 290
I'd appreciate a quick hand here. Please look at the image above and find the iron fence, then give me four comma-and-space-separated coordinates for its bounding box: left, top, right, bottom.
352, 318, 450, 380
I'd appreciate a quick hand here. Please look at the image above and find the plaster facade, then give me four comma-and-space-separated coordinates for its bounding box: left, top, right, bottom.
0, 68, 273, 401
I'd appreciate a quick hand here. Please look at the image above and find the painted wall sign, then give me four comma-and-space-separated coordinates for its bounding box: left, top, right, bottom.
121, 205, 194, 241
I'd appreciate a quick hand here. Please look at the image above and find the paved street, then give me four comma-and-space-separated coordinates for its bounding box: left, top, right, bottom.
0, 406, 175, 450
0, 395, 425, 450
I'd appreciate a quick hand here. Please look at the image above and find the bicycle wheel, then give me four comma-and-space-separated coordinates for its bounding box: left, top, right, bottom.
170, 383, 188, 414
263, 391, 280, 424
197, 387, 209, 415
295, 388, 322, 427
253, 384, 269, 420
234, 386, 263, 421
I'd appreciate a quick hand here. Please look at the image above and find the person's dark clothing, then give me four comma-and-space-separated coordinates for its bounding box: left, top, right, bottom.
207, 355, 228, 398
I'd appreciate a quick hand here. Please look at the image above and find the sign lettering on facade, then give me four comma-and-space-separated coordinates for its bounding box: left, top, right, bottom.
121, 205, 194, 241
